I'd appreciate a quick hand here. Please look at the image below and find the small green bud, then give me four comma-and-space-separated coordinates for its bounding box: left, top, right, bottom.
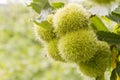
53, 3, 89, 37
47, 39, 65, 62
78, 41, 111, 77
34, 25, 56, 42
58, 30, 97, 63
47, 14, 54, 24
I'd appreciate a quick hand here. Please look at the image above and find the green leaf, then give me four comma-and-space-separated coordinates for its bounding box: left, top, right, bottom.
107, 13, 120, 24
51, 2, 64, 9
110, 69, 117, 80
107, 6, 120, 23
112, 6, 120, 15
29, 0, 50, 13
96, 31, 120, 44
116, 62, 120, 77
33, 6, 53, 29
101, 16, 117, 32
90, 16, 109, 32
33, 20, 52, 30
114, 24, 120, 35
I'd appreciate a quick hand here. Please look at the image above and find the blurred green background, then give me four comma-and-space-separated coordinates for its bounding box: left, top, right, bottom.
0, 1, 82, 80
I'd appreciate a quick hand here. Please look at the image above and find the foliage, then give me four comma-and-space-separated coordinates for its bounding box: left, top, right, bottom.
28, 0, 50, 14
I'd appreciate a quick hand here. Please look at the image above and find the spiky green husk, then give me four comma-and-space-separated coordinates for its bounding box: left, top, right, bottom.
47, 39, 65, 62
53, 3, 89, 37
35, 25, 56, 42
58, 30, 98, 63
90, 0, 116, 5
47, 14, 54, 24
78, 41, 111, 77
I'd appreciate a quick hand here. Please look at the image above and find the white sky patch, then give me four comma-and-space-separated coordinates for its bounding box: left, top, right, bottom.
68, 0, 84, 3
0, 0, 31, 4
0, 0, 8, 4
89, 2, 119, 16
7, 0, 25, 5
